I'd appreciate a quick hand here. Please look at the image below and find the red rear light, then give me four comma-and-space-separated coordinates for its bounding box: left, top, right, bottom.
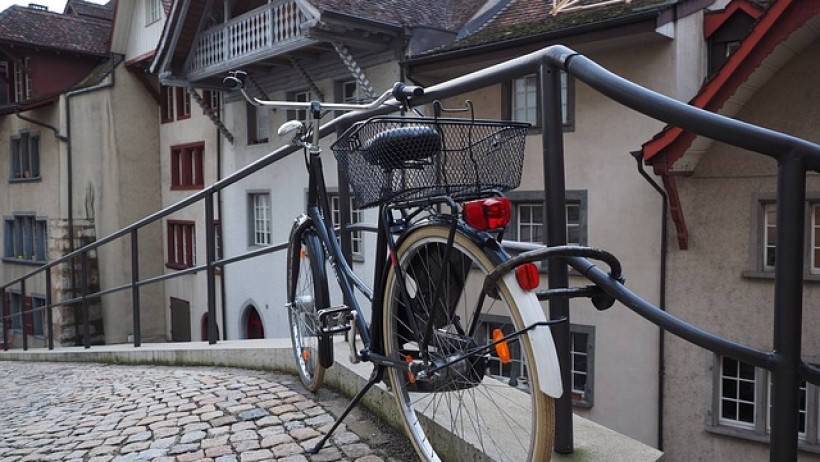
464, 197, 511, 230
515, 263, 540, 291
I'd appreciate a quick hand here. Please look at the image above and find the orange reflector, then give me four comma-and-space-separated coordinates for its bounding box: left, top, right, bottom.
405, 355, 416, 384
300, 249, 306, 259
515, 263, 540, 291
302, 348, 310, 361
493, 329, 511, 364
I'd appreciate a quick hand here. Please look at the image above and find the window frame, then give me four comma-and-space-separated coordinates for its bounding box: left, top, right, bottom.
570, 324, 595, 408
145, 0, 161, 26
710, 355, 820, 450
745, 193, 820, 281
287, 89, 312, 124
170, 142, 205, 190
246, 102, 269, 145
160, 85, 175, 123
506, 190, 588, 246
166, 220, 196, 270
328, 192, 364, 261
175, 87, 191, 120
9, 130, 40, 182
503, 71, 574, 132
3, 213, 48, 264
247, 191, 272, 247
12, 57, 31, 103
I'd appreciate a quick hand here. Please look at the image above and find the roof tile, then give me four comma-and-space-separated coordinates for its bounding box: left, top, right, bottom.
0, 3, 111, 55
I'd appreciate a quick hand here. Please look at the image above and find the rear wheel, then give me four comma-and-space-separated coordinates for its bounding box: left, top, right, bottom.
382, 225, 554, 462
287, 228, 329, 392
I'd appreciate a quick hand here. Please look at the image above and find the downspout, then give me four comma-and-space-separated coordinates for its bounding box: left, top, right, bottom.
631, 150, 667, 451
217, 109, 228, 341
62, 55, 117, 345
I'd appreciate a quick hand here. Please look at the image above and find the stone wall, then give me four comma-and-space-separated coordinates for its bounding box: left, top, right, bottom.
48, 219, 104, 346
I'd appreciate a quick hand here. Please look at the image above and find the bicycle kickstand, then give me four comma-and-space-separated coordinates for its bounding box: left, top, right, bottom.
307, 365, 386, 454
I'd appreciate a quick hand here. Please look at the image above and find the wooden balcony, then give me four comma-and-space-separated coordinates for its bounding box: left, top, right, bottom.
184, 0, 319, 81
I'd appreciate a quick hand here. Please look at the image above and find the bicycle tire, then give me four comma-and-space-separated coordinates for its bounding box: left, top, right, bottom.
383, 225, 554, 462
287, 227, 329, 392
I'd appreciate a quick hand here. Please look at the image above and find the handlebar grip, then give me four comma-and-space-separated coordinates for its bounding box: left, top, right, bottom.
392, 82, 424, 99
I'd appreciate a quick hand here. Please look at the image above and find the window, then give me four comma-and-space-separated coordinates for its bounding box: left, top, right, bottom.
8, 292, 22, 332
246, 103, 269, 145
160, 86, 174, 123
719, 356, 758, 429
747, 197, 820, 278
482, 317, 529, 389
3, 214, 47, 263
9, 131, 39, 180
170, 142, 204, 190
248, 192, 271, 246
145, 0, 161, 25
203, 90, 220, 112
712, 355, 819, 446
30, 295, 44, 337
570, 324, 595, 407
288, 90, 312, 124
338, 80, 365, 104
167, 220, 195, 269
12, 57, 32, 103
505, 72, 574, 130
329, 194, 363, 259
176, 87, 191, 120
507, 191, 587, 246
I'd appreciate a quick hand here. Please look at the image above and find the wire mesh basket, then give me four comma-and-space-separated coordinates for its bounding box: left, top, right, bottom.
331, 116, 529, 208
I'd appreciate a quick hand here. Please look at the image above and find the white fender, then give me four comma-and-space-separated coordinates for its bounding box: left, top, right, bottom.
501, 272, 563, 398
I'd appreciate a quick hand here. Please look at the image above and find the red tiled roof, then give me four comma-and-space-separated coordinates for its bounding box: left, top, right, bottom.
0, 4, 111, 55
308, 0, 487, 30
642, 0, 820, 166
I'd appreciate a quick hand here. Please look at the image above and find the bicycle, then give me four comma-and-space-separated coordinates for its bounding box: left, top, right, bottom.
226, 71, 575, 462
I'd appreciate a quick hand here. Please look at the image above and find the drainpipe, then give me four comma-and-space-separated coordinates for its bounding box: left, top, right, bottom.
217, 107, 228, 341
62, 55, 117, 345
631, 150, 667, 451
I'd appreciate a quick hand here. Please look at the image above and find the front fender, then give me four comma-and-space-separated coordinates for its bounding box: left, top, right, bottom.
501, 270, 564, 398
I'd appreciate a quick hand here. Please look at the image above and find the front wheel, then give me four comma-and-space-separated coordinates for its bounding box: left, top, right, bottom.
382, 225, 554, 462
287, 227, 329, 392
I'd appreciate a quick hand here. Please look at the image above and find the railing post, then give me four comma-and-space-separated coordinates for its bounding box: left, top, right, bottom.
1, 286, 7, 351
205, 194, 218, 344
20, 279, 27, 351
46, 268, 53, 350
540, 61, 573, 453
81, 251, 90, 349
131, 229, 141, 347
769, 156, 806, 462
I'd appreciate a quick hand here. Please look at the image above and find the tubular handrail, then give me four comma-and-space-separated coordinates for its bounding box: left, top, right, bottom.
2, 44, 817, 461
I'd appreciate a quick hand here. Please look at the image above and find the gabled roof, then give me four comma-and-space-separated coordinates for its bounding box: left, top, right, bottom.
426, 0, 710, 55
308, 0, 487, 31
64, 0, 115, 22
0, 3, 111, 56
642, 0, 820, 170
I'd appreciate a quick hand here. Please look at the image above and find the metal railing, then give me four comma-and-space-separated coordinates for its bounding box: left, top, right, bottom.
187, 0, 314, 78
2, 44, 818, 461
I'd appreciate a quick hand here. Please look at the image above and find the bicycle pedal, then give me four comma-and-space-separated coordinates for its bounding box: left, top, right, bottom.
318, 305, 354, 335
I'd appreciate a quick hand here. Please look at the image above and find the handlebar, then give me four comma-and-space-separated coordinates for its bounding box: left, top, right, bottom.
225, 70, 424, 113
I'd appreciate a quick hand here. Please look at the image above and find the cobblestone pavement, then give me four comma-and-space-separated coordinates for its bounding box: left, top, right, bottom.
0, 361, 416, 462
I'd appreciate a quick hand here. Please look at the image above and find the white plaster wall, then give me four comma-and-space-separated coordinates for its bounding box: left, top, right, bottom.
220, 60, 399, 341
159, 90, 223, 342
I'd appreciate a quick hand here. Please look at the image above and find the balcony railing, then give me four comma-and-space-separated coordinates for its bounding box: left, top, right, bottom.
186, 0, 316, 79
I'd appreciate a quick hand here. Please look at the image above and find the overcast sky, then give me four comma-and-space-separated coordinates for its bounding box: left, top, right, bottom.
0, 0, 108, 14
